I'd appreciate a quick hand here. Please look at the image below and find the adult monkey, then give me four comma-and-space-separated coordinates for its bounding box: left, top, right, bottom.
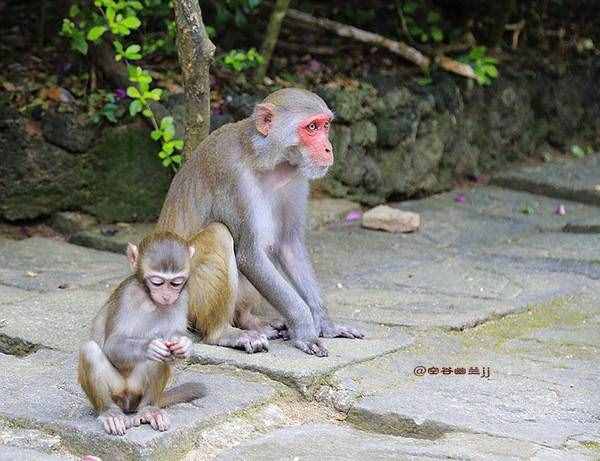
157, 88, 364, 357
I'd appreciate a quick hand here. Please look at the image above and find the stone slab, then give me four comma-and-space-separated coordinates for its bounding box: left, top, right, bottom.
0, 289, 107, 352
307, 197, 361, 230
191, 323, 413, 394
70, 223, 155, 255
395, 186, 600, 250
326, 248, 600, 330
492, 154, 600, 206
69, 199, 361, 254
0, 446, 73, 461
480, 231, 600, 262
0, 238, 128, 292
0, 285, 36, 305
215, 423, 589, 461
0, 349, 279, 461
321, 295, 600, 450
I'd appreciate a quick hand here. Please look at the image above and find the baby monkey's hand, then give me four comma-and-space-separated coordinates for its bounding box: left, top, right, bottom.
165, 336, 192, 359
146, 338, 172, 362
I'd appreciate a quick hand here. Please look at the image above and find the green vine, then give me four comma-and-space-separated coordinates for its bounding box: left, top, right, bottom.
61, 0, 184, 169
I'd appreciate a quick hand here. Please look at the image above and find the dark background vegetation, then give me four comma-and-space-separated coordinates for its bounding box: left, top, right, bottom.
1, 0, 598, 228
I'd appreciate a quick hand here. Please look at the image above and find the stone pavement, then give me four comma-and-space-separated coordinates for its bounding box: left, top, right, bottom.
1, 158, 600, 460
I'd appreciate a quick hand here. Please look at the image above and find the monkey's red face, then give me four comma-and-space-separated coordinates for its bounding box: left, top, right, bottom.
145, 275, 187, 308
296, 114, 333, 178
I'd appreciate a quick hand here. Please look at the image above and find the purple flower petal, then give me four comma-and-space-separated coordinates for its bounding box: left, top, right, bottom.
555, 204, 566, 216
454, 194, 466, 204
345, 210, 363, 222
115, 88, 127, 100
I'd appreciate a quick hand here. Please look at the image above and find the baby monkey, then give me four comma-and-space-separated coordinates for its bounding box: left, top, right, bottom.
78, 231, 203, 436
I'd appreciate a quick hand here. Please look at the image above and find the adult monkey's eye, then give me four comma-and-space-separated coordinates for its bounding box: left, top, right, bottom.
307, 122, 318, 132
323, 121, 330, 130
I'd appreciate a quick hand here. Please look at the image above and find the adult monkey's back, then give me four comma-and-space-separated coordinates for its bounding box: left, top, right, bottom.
157, 88, 364, 356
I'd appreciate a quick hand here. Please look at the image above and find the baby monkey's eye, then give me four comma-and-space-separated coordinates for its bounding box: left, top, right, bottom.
149, 277, 165, 287
170, 277, 186, 287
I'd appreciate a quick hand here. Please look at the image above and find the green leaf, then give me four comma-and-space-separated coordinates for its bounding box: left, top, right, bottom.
483, 65, 498, 78
402, 2, 418, 14
145, 88, 162, 101
87, 25, 107, 41
128, 1, 143, 10
121, 16, 141, 29
106, 7, 116, 23
163, 141, 175, 154
571, 145, 586, 158
172, 140, 184, 150
163, 129, 174, 141
158, 150, 168, 159
469, 46, 486, 60
142, 108, 153, 118
69, 4, 80, 17
151, 129, 162, 141
113, 40, 124, 54
162, 158, 172, 167
431, 27, 444, 43
129, 99, 142, 116
73, 36, 89, 55
126, 86, 141, 98
483, 57, 499, 65
521, 205, 535, 215
171, 154, 183, 165
427, 11, 441, 23
124, 44, 142, 59
160, 116, 174, 130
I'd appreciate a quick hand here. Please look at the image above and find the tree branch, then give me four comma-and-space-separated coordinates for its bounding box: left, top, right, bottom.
173, 0, 216, 157
255, 0, 291, 83
285, 8, 430, 70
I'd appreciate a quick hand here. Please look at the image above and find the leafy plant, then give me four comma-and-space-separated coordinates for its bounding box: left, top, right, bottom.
459, 46, 499, 85
397, 1, 445, 43
571, 144, 593, 158
221, 48, 264, 72
61, 0, 184, 169
89, 91, 126, 124
211, 0, 263, 30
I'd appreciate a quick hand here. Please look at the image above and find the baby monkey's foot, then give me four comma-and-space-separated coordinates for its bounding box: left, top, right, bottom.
98, 408, 131, 436
132, 406, 170, 432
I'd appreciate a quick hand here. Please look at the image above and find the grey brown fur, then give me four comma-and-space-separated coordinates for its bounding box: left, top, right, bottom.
78, 232, 202, 436
157, 88, 363, 357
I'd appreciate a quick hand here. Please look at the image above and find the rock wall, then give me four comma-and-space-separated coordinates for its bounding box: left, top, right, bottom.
1, 57, 598, 221
0, 106, 173, 222
314, 58, 600, 205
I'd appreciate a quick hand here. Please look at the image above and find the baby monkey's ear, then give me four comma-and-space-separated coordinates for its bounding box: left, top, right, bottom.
126, 243, 139, 272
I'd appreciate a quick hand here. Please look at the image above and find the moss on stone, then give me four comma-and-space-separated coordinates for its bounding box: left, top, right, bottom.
456, 297, 589, 349
82, 125, 173, 222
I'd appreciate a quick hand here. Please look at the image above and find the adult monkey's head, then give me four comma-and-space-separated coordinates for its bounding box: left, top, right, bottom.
252, 88, 334, 179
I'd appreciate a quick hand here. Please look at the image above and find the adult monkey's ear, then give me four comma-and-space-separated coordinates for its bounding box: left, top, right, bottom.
254, 103, 275, 136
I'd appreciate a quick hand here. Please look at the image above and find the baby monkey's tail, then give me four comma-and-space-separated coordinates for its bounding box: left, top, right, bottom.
159, 382, 206, 408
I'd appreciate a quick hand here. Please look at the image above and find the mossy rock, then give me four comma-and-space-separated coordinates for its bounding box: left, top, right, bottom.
82, 124, 173, 222
319, 83, 378, 123
0, 107, 92, 220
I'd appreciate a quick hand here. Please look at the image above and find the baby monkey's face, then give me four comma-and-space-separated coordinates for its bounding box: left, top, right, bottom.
144, 273, 188, 308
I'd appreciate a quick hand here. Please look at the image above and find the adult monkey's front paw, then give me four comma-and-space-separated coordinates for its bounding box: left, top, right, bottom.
291, 337, 329, 357
320, 322, 365, 339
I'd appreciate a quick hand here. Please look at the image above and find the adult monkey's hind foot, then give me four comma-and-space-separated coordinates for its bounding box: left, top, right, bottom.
157, 88, 365, 356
